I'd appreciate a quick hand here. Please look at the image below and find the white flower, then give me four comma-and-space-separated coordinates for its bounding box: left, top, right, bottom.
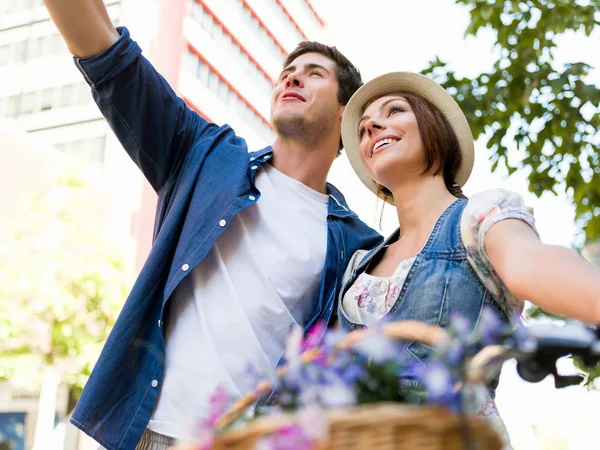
297, 405, 329, 441
285, 324, 303, 365
319, 379, 356, 408
352, 332, 397, 363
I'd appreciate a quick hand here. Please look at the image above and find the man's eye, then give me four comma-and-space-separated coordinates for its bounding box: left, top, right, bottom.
358, 127, 365, 139
310, 71, 323, 77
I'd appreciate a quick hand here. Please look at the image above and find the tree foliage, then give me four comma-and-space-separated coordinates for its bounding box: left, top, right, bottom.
423, 0, 600, 240
0, 164, 131, 399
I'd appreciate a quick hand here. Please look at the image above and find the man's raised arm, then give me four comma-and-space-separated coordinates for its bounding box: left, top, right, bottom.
41, 1, 216, 192
42, 0, 120, 58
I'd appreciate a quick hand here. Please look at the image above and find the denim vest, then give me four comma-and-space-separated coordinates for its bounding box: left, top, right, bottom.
337, 199, 508, 391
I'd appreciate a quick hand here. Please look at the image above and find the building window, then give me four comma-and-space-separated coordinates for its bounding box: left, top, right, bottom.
232, 1, 286, 62
0, 33, 63, 66
6, 95, 20, 118
185, 50, 272, 139
190, 2, 273, 95
55, 136, 106, 164
297, 0, 323, 29
20, 92, 35, 115
263, 0, 304, 44
0, 0, 36, 14
40, 88, 54, 111
0, 82, 93, 118
0, 45, 9, 65
59, 84, 73, 108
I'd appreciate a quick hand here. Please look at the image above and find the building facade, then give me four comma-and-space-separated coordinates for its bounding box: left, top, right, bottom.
0, 0, 326, 268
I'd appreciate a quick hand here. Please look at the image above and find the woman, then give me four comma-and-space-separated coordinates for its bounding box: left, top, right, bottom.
337, 71, 600, 445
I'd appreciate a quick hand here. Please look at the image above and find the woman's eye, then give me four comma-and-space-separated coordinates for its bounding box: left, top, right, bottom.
388, 106, 405, 115
358, 127, 365, 139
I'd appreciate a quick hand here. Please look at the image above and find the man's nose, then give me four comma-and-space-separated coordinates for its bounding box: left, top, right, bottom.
285, 73, 303, 89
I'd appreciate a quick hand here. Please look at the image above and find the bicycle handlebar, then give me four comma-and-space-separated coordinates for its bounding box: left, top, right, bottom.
498, 321, 600, 388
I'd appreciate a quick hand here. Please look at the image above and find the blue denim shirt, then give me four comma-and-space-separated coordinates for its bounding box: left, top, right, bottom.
338, 200, 508, 387
69, 27, 382, 450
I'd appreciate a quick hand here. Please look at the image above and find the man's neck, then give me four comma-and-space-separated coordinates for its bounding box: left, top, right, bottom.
269, 136, 337, 194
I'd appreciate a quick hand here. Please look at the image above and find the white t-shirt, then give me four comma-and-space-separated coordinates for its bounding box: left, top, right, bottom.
148, 163, 329, 441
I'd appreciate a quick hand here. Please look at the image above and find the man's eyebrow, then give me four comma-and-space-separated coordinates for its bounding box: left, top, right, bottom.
279, 65, 295, 77
358, 98, 403, 125
278, 63, 331, 78
304, 63, 330, 75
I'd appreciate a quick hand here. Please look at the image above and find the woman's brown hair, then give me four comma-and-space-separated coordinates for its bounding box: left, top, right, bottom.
376, 91, 466, 201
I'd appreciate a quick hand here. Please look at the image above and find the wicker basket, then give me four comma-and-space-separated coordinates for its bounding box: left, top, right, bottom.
172, 321, 504, 450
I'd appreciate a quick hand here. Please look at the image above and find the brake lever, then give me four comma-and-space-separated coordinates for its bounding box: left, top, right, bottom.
513, 321, 600, 388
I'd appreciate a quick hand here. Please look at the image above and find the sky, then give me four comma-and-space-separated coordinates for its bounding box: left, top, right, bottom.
310, 1, 600, 448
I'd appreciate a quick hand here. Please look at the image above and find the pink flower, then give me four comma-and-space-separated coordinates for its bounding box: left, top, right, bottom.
255, 424, 314, 450
191, 428, 215, 450
302, 321, 326, 352
204, 386, 231, 427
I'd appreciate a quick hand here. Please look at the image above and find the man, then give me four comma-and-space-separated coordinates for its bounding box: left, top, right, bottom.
42, 1, 382, 449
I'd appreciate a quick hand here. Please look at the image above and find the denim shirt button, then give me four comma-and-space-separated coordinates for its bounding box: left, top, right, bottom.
250, 157, 256, 161
182, 264, 189, 271
250, 165, 258, 170
151, 380, 158, 388
219, 219, 226, 227
249, 195, 256, 201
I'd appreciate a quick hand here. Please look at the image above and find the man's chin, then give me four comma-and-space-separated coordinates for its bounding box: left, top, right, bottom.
272, 114, 307, 136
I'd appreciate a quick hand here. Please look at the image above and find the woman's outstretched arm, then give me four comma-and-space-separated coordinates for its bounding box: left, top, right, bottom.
486, 219, 600, 324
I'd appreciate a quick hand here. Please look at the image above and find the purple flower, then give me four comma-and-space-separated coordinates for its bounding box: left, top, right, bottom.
478, 306, 505, 346
339, 361, 367, 384
318, 376, 357, 408
444, 339, 466, 366
297, 382, 320, 406
323, 328, 347, 352
448, 312, 472, 341
420, 360, 455, 403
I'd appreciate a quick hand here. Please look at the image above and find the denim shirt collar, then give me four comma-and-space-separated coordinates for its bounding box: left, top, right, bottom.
249, 147, 355, 220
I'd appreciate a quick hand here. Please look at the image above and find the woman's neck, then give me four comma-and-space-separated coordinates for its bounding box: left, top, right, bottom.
389, 176, 458, 239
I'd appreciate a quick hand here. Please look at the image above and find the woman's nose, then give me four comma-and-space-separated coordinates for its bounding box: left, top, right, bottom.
366, 118, 384, 137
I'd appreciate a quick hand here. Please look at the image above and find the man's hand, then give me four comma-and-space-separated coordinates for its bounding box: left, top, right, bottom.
42, 0, 120, 58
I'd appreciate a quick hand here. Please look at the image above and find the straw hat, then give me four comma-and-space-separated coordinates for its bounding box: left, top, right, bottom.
341, 72, 474, 205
